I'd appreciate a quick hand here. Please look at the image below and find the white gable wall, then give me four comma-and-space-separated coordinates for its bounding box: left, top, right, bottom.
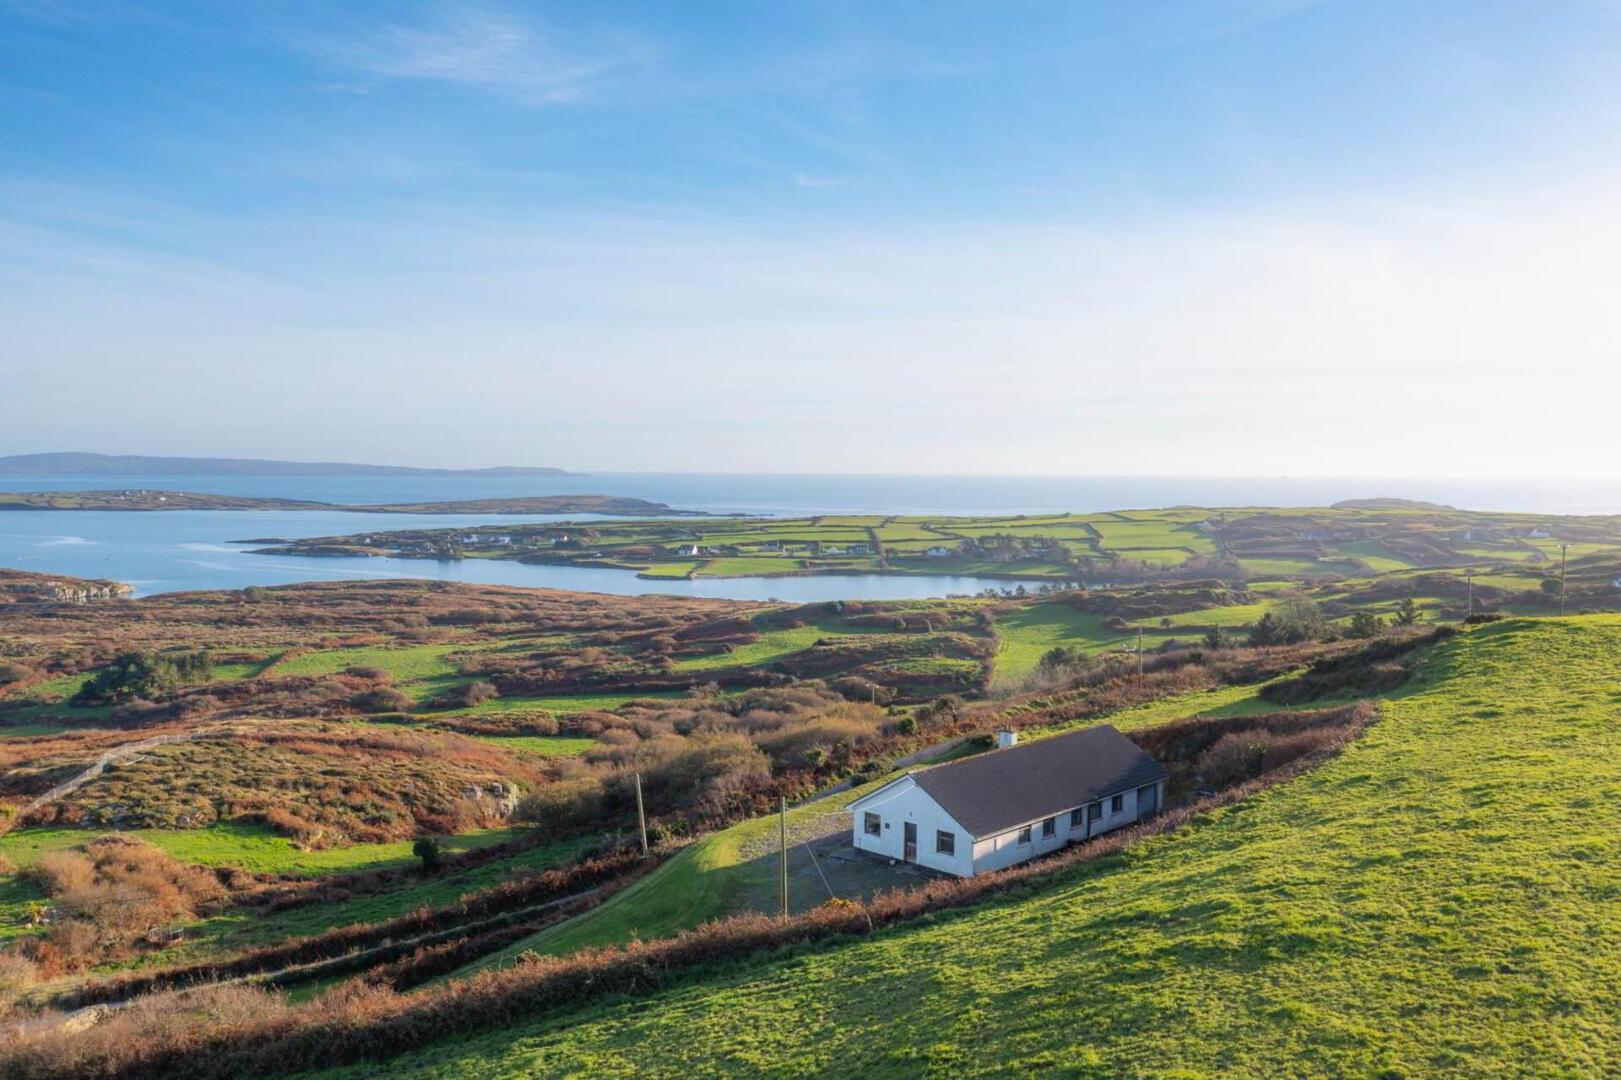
852, 774, 1168, 878
848, 777, 974, 877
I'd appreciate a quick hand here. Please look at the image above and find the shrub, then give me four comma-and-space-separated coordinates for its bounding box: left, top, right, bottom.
350, 687, 413, 712
0, 952, 37, 993
412, 838, 443, 871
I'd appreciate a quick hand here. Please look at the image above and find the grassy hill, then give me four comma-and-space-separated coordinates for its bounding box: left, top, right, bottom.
293, 616, 1621, 1079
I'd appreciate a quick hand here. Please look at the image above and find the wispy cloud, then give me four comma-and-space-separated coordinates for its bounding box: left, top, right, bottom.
315, 5, 647, 105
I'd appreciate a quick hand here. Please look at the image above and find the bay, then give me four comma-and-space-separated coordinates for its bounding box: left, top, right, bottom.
1, 472, 1617, 599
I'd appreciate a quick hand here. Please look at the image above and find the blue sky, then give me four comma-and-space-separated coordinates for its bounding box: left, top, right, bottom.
4, 1, 1621, 475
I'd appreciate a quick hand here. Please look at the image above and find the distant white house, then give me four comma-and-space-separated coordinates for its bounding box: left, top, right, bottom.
848, 725, 1168, 877
924, 546, 953, 557
1611, 576, 1621, 591
1527, 529, 1552, 539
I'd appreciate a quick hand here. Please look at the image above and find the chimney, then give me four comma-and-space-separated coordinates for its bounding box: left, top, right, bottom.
996, 730, 1018, 749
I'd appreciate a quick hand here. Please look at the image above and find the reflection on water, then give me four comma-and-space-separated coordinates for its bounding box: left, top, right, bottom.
0, 507, 1025, 600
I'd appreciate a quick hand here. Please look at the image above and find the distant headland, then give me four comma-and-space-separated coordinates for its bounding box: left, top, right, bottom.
0, 491, 710, 516
0, 453, 575, 478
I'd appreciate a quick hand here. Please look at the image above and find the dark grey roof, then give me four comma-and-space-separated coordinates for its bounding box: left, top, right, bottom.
911, 725, 1167, 837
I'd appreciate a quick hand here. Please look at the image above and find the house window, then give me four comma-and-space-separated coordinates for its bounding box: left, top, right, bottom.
1017, 826, 1032, 844
1087, 803, 1102, 822
863, 812, 881, 836
1110, 794, 1124, 814
935, 830, 955, 855
1042, 817, 1056, 837
1069, 808, 1085, 828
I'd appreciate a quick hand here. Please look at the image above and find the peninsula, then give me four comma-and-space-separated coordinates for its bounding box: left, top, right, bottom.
0, 452, 573, 477
0, 490, 709, 516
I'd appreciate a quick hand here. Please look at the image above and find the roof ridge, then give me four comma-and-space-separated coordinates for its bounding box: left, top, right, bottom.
912, 722, 1121, 776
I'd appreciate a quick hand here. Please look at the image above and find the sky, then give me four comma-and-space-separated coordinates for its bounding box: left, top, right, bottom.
4, 1, 1621, 477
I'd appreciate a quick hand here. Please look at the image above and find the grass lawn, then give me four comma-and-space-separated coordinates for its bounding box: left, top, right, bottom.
298, 616, 1621, 1079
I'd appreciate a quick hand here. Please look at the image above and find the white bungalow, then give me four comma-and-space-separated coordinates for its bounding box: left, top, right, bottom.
848, 725, 1168, 877
924, 546, 953, 557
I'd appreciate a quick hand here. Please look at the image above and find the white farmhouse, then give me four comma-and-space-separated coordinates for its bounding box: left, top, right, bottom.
848, 725, 1168, 877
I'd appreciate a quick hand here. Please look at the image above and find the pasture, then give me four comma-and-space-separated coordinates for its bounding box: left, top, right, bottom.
299, 617, 1621, 1079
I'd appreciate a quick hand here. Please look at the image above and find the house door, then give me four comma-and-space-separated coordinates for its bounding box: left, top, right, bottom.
903, 822, 917, 861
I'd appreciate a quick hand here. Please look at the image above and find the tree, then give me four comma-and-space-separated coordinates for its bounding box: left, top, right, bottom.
1248, 612, 1282, 647
1037, 646, 1081, 673
1393, 596, 1422, 626
73, 650, 212, 706
1540, 578, 1563, 596
1347, 611, 1384, 639
412, 837, 443, 872
1202, 627, 1229, 650
1272, 596, 1329, 643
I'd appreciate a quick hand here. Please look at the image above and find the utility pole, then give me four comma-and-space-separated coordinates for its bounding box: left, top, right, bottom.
634, 773, 648, 856
1560, 543, 1569, 617
1466, 572, 1475, 618
779, 796, 789, 919
1136, 627, 1144, 688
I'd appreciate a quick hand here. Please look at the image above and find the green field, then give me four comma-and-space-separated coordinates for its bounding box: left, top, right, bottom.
423, 691, 686, 718
1235, 556, 1339, 577
275, 643, 468, 688
0, 722, 70, 738
0, 823, 550, 947
1330, 540, 1417, 572
471, 735, 598, 756
299, 617, 1621, 1079
1132, 600, 1272, 629
696, 557, 805, 577
0, 822, 530, 876
992, 603, 1127, 682
671, 622, 831, 672
635, 562, 699, 579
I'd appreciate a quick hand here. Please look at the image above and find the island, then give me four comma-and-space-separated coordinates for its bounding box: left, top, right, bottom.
0, 490, 710, 516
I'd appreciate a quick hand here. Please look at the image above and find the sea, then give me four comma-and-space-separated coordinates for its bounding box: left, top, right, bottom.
0, 472, 1616, 600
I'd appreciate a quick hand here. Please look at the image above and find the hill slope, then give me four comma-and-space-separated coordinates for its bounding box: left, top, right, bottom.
300, 617, 1621, 1079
